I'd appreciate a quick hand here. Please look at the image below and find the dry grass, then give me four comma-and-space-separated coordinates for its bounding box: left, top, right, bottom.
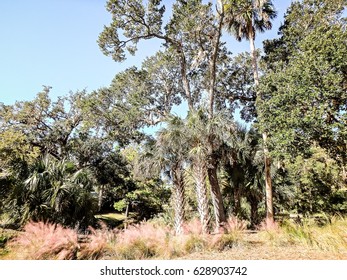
9, 221, 79, 260
2, 216, 347, 260
78, 224, 116, 260
225, 216, 249, 232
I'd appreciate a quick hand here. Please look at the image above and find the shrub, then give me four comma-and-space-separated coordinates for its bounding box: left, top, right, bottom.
10, 221, 79, 260
225, 216, 248, 232
112, 222, 171, 259
78, 224, 116, 260
181, 234, 207, 254
182, 218, 203, 235
258, 218, 281, 231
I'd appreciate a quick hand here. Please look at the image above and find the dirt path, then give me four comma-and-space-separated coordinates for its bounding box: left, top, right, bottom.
177, 246, 347, 260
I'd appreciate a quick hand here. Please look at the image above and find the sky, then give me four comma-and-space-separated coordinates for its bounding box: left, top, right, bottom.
0, 0, 293, 106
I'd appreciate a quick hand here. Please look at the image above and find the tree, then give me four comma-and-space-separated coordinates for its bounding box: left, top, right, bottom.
224, 0, 277, 222
215, 51, 258, 122
259, 0, 347, 180
0, 130, 39, 218
0, 87, 85, 159
136, 116, 188, 235
97, 0, 236, 230
70, 132, 130, 212
185, 110, 211, 233
286, 146, 346, 215
203, 109, 237, 230
6, 154, 97, 228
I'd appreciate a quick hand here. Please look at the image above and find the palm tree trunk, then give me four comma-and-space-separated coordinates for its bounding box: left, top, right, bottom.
249, 33, 274, 223
207, 156, 226, 232
172, 168, 185, 235
249, 195, 259, 229
249, 34, 260, 86
233, 182, 241, 217
193, 160, 210, 234
262, 133, 274, 221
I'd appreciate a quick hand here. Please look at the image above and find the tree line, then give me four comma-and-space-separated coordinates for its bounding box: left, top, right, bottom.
0, 0, 346, 234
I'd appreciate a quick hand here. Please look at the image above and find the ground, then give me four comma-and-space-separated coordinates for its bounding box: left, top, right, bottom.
177, 245, 347, 260
176, 232, 347, 260
1, 214, 347, 260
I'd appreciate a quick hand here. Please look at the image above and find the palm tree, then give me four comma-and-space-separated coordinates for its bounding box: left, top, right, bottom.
15, 155, 96, 228
186, 110, 211, 234
233, 126, 264, 227
205, 109, 236, 231
156, 116, 189, 235
139, 116, 188, 235
224, 0, 277, 222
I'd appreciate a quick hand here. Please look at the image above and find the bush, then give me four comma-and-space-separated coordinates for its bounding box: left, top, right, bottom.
112, 222, 171, 259
78, 224, 116, 260
283, 216, 347, 251
225, 216, 248, 232
211, 233, 240, 251
10, 221, 79, 260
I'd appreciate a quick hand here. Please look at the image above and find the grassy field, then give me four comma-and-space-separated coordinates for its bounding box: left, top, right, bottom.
1, 216, 346, 260
176, 232, 347, 260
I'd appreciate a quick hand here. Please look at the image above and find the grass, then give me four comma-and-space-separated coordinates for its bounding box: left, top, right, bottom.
94, 212, 136, 228
1, 216, 347, 260
0, 228, 17, 258
8, 221, 79, 260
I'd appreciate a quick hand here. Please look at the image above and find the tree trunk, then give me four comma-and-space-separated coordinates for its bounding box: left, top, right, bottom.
342, 163, 347, 183
208, 9, 224, 119
263, 133, 274, 222
178, 47, 194, 111
172, 167, 185, 235
249, 34, 260, 86
193, 159, 210, 234
98, 185, 104, 212
125, 201, 130, 218
207, 157, 226, 232
249, 195, 259, 229
249, 32, 274, 223
233, 182, 241, 217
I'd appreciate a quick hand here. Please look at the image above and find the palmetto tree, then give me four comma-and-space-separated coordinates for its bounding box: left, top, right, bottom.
156, 116, 189, 235
224, 0, 277, 222
203, 109, 237, 231
231, 126, 264, 226
11, 154, 97, 228
143, 116, 189, 235
224, 0, 277, 85
186, 110, 211, 234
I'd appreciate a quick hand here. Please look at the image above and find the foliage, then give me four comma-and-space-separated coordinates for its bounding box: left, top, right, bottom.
78, 224, 116, 260
10, 221, 79, 260
280, 216, 347, 251
5, 155, 97, 228
2, 0, 347, 249
224, 0, 277, 42
259, 0, 347, 165
0, 87, 85, 159
285, 147, 347, 215
112, 177, 170, 219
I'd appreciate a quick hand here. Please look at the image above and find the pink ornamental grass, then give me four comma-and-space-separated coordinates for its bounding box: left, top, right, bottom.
12, 221, 79, 260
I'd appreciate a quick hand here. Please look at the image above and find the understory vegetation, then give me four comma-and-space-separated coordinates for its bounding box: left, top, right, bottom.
1, 0, 346, 259
1, 217, 346, 260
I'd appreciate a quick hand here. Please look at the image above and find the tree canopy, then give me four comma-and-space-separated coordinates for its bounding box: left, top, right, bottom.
1, 0, 346, 234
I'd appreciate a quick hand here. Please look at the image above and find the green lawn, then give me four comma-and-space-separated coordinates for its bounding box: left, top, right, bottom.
94, 212, 136, 228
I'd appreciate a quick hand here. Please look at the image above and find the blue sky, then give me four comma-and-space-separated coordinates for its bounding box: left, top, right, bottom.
0, 0, 293, 105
